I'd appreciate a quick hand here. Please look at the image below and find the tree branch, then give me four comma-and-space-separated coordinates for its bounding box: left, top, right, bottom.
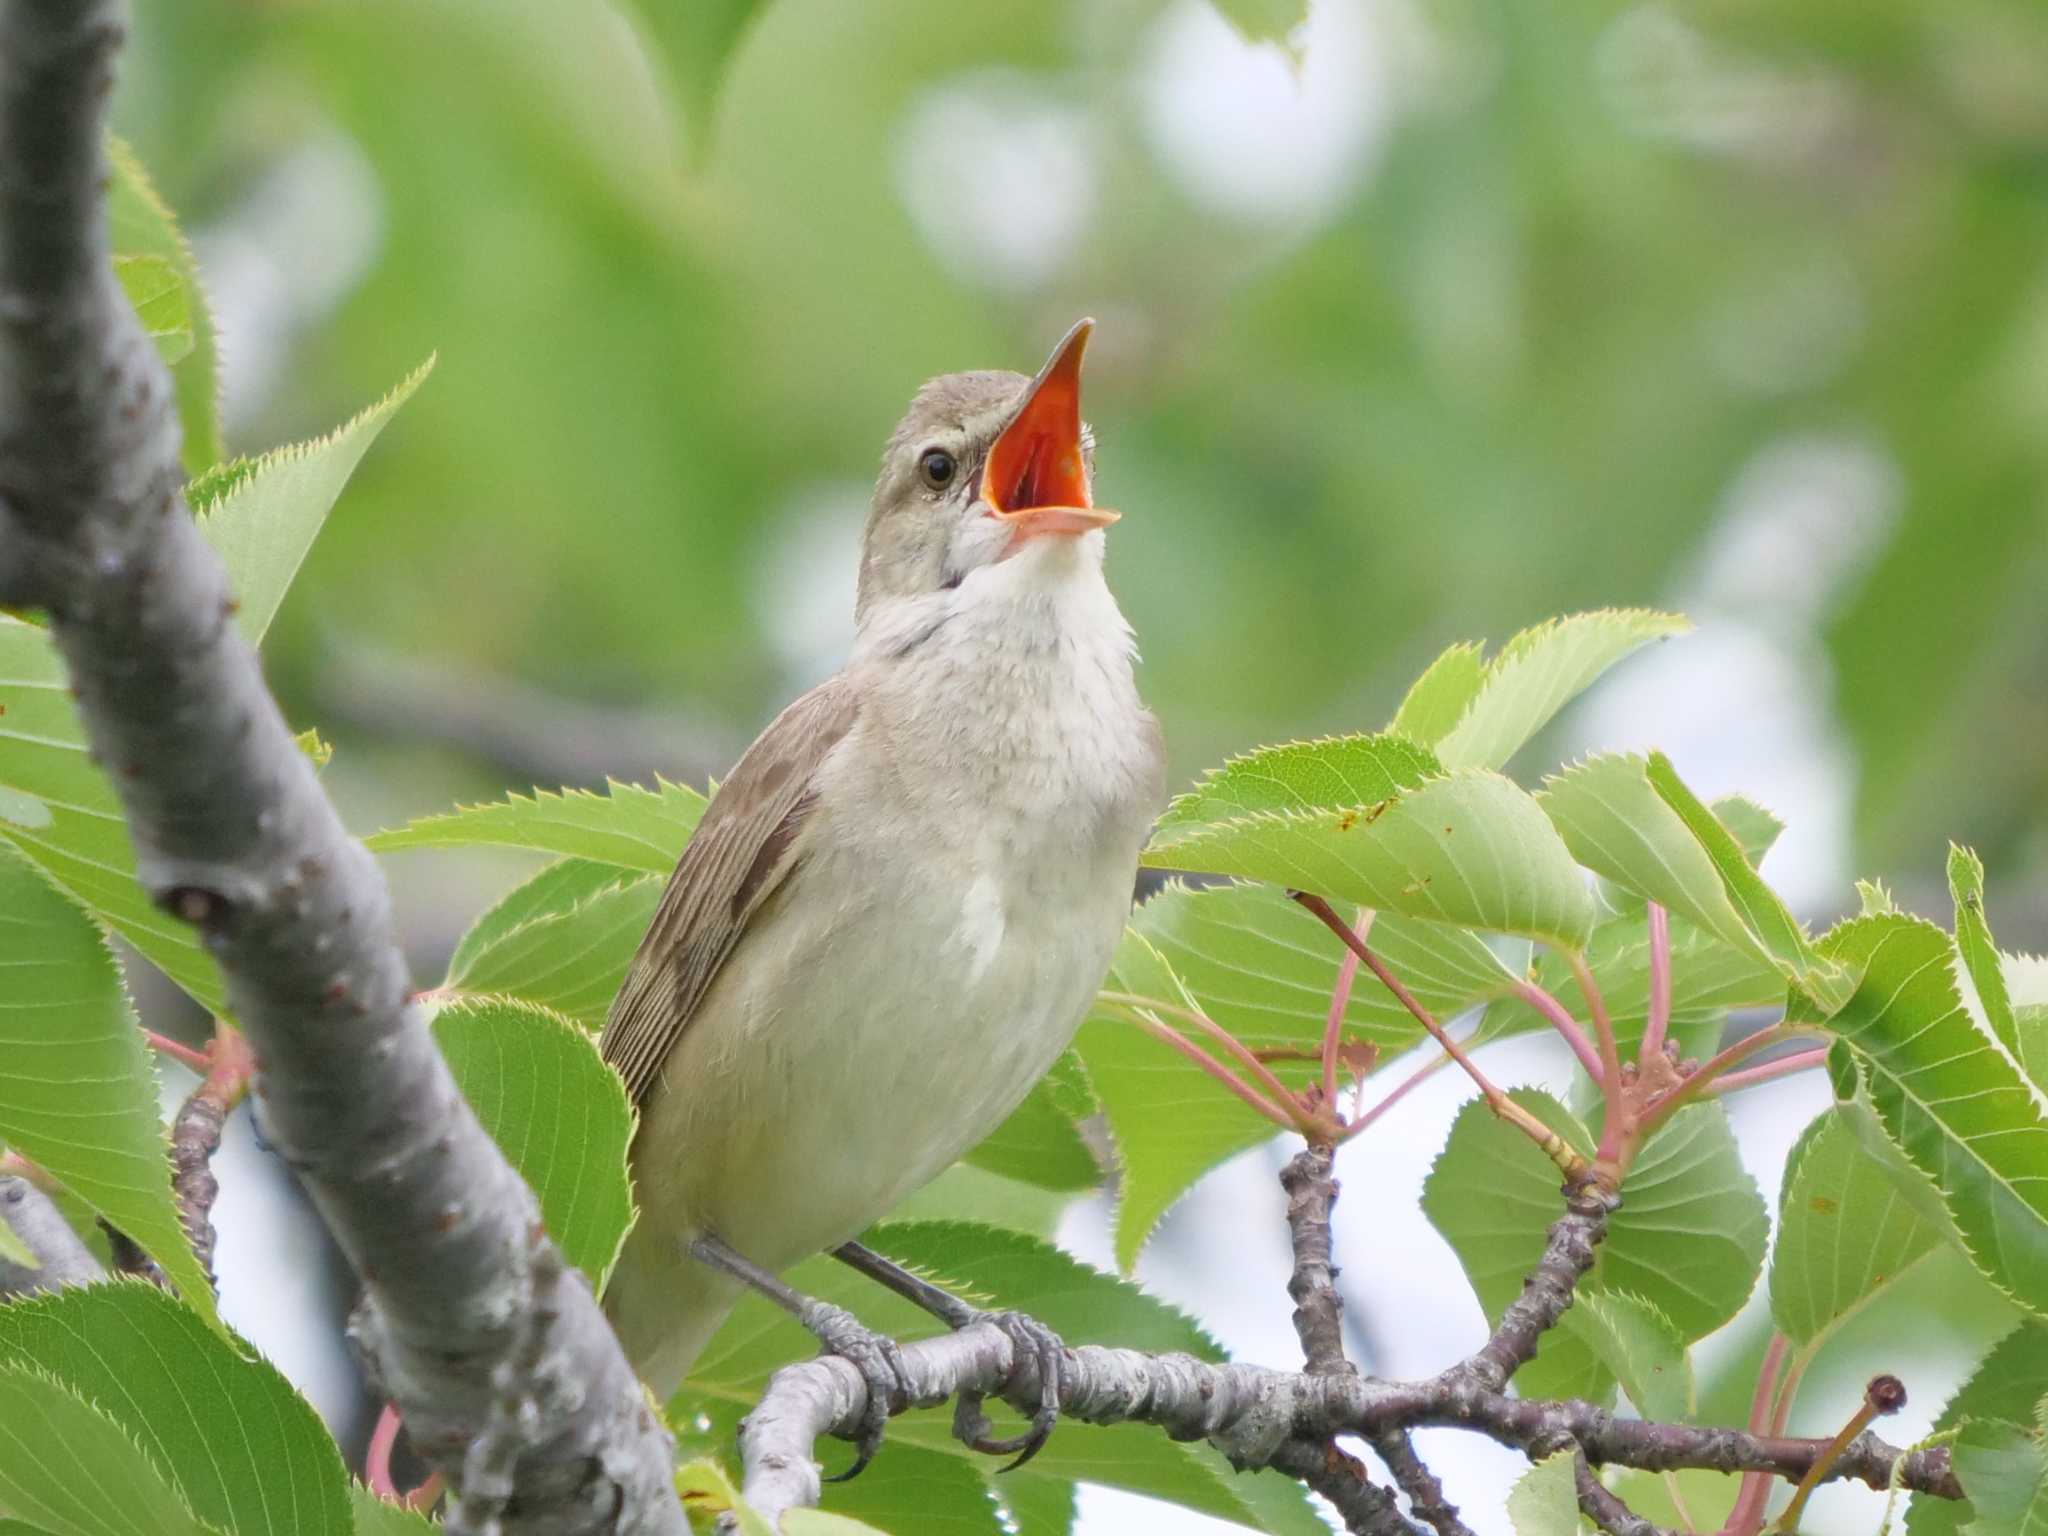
1454, 1178, 1619, 1394
0, 5, 682, 1529
170, 1022, 252, 1290
734, 1320, 1960, 1524
1269, 1437, 1426, 1536
1370, 1429, 1471, 1536
1280, 1145, 1355, 1378
0, 1175, 105, 1297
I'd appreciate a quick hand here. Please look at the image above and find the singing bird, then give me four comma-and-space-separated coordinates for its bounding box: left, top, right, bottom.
600, 321, 1163, 1449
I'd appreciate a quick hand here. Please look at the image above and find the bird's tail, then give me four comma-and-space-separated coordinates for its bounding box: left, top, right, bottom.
603, 1218, 743, 1404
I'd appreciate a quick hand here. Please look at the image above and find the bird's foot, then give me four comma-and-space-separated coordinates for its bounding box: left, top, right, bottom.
950, 1310, 1066, 1473
798, 1298, 909, 1482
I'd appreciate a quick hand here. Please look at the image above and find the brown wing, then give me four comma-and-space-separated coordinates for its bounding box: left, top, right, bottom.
601, 675, 859, 1106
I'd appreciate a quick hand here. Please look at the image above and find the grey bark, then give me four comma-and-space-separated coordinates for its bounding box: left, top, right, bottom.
0, 1177, 105, 1297
0, 3, 683, 1530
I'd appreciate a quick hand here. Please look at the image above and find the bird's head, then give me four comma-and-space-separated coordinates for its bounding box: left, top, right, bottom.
856, 319, 1116, 624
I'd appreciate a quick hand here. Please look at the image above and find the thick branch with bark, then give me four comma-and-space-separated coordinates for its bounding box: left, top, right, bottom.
0, 1176, 106, 1297
734, 1315, 1958, 1524
0, 5, 682, 1530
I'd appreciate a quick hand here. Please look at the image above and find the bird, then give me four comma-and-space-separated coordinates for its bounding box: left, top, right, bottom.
599, 319, 1163, 1464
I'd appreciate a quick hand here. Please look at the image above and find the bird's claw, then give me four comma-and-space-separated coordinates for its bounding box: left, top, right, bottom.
950, 1310, 1066, 1473
799, 1300, 908, 1482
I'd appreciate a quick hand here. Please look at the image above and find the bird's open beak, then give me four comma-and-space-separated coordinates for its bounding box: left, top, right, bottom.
982, 318, 1119, 539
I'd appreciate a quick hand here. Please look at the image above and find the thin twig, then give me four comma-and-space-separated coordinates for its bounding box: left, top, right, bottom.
1723, 1332, 1790, 1536
1110, 1007, 1297, 1127
1708, 1048, 1829, 1097
1321, 908, 1372, 1112
1576, 1450, 1677, 1536
1774, 1377, 1905, 1533
1099, 991, 1304, 1120
1510, 980, 1605, 1079
1291, 893, 1591, 1179
1271, 1437, 1425, 1536
171, 1020, 253, 1289
143, 1029, 212, 1072
1564, 950, 1624, 1092
1455, 1179, 1620, 1394
1642, 903, 1673, 1062
1372, 1429, 1472, 1536
1352, 1044, 1458, 1135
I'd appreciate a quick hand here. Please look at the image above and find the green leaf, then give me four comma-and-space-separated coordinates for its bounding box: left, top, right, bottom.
787, 1443, 998, 1535
368, 778, 705, 873
0, 852, 216, 1325
107, 137, 221, 475
1388, 641, 1485, 746
1770, 1107, 1941, 1347
1559, 1291, 1692, 1421
113, 255, 194, 365
1538, 753, 1840, 1005
1423, 1093, 1765, 1402
1077, 881, 1520, 1268
1859, 878, 1900, 917
1711, 795, 1784, 867
1604, 1468, 1740, 1534
883, 1163, 1073, 1240
1820, 915, 2048, 1317
994, 1474, 1075, 1535
1432, 610, 1690, 772
1206, 0, 1308, 49
1144, 770, 1598, 948
348, 1487, 440, 1536
1951, 1418, 2048, 1536
446, 858, 635, 979
1910, 1323, 2048, 1536
962, 1051, 1102, 1193
432, 997, 636, 1288
445, 872, 661, 1030
685, 1222, 1321, 1535
0, 617, 221, 1010
198, 359, 435, 647
0, 1214, 38, 1271
612, 0, 767, 157
677, 1459, 773, 1536
1643, 752, 1832, 996
0, 1284, 350, 1536
0, 1366, 219, 1536
0, 368, 428, 1013
1483, 907, 1782, 1060
1135, 879, 1518, 1057
1505, 1448, 1585, 1536
1149, 733, 1441, 843
1076, 930, 1266, 1272
1951, 845, 2021, 1060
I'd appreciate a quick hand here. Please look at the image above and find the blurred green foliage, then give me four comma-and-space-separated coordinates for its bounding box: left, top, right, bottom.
113, 0, 2048, 892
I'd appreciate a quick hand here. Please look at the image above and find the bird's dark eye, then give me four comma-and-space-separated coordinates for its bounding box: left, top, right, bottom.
917, 447, 956, 490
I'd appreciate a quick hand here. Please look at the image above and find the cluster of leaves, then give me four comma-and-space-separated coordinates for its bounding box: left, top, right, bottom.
4, 132, 2048, 1536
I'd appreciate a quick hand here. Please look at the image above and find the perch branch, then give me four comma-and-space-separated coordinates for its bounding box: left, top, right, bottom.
0, 4, 682, 1528
734, 1319, 1960, 1525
